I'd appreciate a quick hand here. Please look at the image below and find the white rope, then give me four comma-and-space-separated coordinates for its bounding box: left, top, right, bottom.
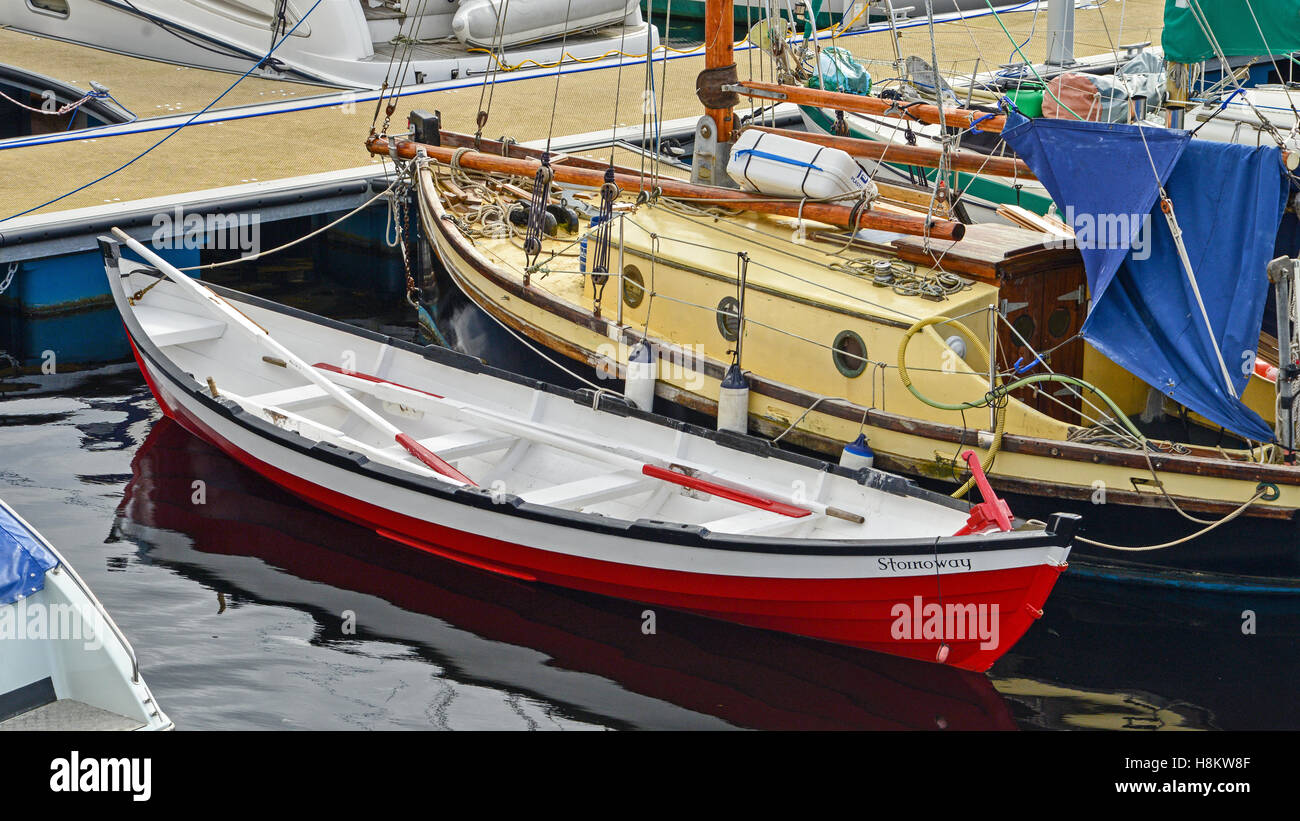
176, 181, 399, 272
1071, 488, 1266, 551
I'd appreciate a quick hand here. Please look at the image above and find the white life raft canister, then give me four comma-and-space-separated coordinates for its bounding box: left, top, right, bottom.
624, 340, 657, 412
726, 129, 878, 202
453, 0, 640, 49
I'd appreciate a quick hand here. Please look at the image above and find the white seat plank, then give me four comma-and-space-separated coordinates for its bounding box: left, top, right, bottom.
134, 305, 226, 347
245, 384, 333, 410
520, 472, 654, 508
702, 509, 808, 536
418, 429, 516, 459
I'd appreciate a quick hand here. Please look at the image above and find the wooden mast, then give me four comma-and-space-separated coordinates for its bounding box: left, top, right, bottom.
690, 0, 738, 185
704, 0, 735, 144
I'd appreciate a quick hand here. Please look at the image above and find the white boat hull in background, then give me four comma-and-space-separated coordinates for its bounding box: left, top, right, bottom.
0, 0, 658, 88
1186, 86, 1300, 151
454, 0, 641, 49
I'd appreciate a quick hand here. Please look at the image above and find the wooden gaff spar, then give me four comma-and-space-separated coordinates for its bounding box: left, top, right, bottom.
742, 126, 1036, 180
733, 79, 1009, 132
363, 137, 966, 241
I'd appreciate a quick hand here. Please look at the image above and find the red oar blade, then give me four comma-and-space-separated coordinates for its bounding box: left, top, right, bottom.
642, 464, 811, 518
397, 433, 477, 486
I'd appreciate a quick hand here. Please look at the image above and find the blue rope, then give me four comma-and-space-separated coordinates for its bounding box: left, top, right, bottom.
100, 91, 139, 124
1, 0, 323, 225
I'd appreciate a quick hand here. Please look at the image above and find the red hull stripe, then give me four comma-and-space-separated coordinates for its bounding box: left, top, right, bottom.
642, 464, 812, 518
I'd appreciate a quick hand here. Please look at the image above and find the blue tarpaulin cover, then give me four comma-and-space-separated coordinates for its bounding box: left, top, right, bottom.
1002, 111, 1289, 442
0, 503, 59, 606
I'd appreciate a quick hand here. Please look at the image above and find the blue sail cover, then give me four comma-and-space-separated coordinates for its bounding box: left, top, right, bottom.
1002, 111, 1289, 442
0, 503, 59, 606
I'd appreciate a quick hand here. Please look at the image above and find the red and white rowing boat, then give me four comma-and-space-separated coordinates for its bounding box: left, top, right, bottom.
101, 232, 1077, 672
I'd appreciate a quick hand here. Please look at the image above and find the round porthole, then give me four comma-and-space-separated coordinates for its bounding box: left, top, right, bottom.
832, 330, 868, 378
1011, 314, 1036, 346
622, 265, 645, 309
1047, 306, 1071, 339
717, 296, 740, 341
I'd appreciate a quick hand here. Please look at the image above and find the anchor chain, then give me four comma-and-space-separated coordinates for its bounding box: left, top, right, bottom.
0, 262, 16, 296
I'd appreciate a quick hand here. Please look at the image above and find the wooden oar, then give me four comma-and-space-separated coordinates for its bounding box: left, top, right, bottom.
110, 228, 476, 486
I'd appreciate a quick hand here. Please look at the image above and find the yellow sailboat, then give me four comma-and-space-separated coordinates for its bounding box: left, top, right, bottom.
365, 0, 1300, 586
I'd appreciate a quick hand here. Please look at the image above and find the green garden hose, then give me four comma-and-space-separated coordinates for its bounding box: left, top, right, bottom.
896, 315, 1146, 498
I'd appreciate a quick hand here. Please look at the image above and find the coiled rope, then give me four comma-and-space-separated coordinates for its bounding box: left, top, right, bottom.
897, 314, 1144, 498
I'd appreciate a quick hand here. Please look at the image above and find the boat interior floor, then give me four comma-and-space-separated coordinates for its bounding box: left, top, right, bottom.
0, 699, 146, 731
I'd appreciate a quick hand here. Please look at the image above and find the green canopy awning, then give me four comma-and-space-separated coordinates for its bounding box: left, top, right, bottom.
1162, 0, 1300, 64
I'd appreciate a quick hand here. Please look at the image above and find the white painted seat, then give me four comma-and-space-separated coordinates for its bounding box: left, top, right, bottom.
133, 305, 227, 347
702, 509, 807, 536
245, 383, 334, 410
417, 429, 516, 459
520, 472, 653, 508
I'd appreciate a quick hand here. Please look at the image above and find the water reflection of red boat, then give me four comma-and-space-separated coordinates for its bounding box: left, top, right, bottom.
118, 418, 1018, 730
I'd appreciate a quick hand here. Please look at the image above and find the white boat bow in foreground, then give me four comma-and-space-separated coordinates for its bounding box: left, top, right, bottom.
0, 499, 172, 731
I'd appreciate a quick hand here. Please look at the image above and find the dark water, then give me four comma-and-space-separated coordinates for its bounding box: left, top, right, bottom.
3, 305, 1299, 730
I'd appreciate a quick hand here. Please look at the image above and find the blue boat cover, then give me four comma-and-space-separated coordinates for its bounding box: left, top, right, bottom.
1002, 111, 1290, 442
0, 503, 59, 606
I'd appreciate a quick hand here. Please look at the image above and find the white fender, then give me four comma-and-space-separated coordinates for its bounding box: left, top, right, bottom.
452, 0, 640, 49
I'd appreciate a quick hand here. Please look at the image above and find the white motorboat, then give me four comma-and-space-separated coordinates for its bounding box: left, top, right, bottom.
0, 497, 172, 731
1, 0, 659, 88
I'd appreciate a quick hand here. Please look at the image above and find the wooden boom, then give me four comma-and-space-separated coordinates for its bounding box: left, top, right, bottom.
743, 125, 1035, 180
735, 80, 1007, 133
367, 135, 966, 242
